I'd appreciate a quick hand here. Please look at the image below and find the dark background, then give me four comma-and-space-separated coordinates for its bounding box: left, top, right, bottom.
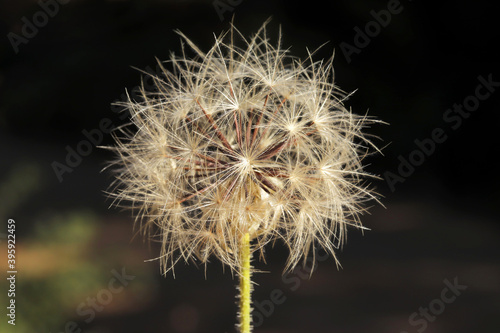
1, 1, 499, 332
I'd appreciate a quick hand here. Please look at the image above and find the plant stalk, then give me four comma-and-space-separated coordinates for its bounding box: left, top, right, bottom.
239, 232, 252, 333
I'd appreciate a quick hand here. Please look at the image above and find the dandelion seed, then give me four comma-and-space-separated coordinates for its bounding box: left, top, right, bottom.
106, 20, 382, 333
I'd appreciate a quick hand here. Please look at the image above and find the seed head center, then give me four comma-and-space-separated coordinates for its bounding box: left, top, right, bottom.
241, 157, 252, 167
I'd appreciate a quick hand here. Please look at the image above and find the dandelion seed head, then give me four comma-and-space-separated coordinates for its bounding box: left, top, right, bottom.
107, 21, 382, 275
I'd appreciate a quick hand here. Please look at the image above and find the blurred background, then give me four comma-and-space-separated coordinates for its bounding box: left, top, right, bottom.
1, 0, 499, 332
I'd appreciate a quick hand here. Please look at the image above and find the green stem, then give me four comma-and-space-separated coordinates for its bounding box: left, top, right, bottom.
238, 233, 252, 333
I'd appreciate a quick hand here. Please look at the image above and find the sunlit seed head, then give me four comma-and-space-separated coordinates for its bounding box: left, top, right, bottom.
107, 20, 383, 275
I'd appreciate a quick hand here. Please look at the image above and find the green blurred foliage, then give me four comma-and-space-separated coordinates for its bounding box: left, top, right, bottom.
0, 162, 42, 219
0, 211, 155, 333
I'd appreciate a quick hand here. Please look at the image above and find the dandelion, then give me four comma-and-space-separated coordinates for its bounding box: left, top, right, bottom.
107, 20, 381, 333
